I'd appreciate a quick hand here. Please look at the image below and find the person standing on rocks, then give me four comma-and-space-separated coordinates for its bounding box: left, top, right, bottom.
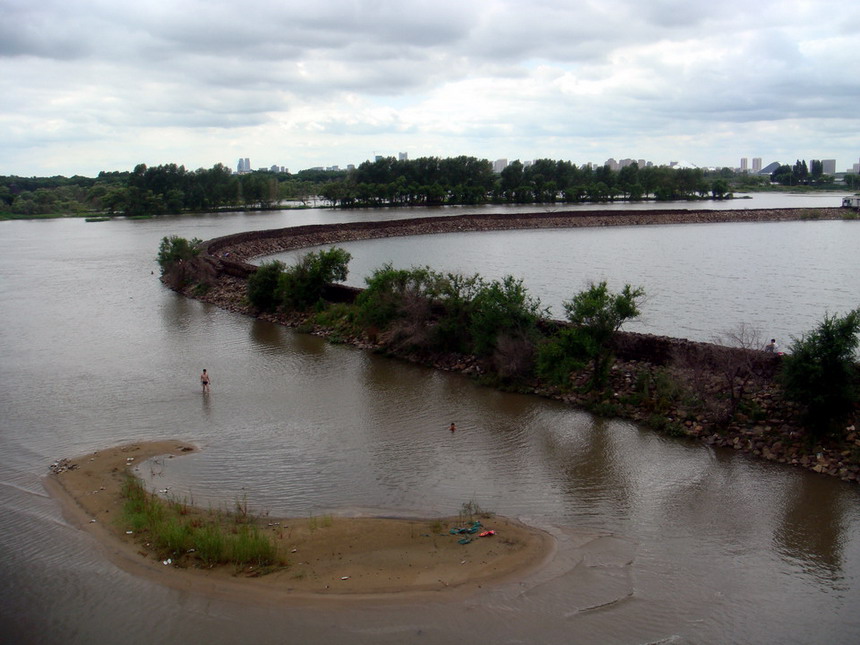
200, 369, 210, 394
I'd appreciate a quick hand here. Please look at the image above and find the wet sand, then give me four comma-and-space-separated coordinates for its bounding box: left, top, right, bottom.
43, 441, 554, 603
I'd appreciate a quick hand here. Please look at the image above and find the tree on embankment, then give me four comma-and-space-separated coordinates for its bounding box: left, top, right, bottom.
246, 248, 352, 312
780, 309, 860, 438
536, 281, 645, 389
156, 235, 213, 291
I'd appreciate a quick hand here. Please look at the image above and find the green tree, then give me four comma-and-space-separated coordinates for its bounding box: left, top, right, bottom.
711, 178, 730, 199
780, 309, 860, 437
810, 159, 823, 180
356, 265, 441, 329
156, 235, 211, 289
431, 272, 483, 353
276, 247, 351, 311
469, 276, 544, 358
247, 260, 286, 312
792, 159, 809, 184
157, 235, 201, 273
500, 160, 525, 198
563, 281, 645, 387
771, 164, 793, 186
617, 163, 640, 198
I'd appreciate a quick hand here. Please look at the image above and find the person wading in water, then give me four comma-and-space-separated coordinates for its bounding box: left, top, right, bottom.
200, 369, 210, 394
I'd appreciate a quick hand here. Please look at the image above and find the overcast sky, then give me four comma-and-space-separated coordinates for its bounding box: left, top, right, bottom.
2, 0, 859, 177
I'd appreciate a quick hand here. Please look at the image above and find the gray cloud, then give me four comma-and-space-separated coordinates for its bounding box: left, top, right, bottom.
1, 0, 858, 176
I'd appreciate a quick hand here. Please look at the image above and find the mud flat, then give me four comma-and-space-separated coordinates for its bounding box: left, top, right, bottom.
44, 441, 554, 602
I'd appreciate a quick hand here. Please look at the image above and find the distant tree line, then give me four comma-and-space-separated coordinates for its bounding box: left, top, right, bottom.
320, 156, 738, 207
3, 157, 858, 218
769, 159, 859, 187
0, 164, 348, 218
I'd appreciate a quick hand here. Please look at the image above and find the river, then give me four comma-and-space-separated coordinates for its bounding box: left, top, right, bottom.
1, 193, 859, 644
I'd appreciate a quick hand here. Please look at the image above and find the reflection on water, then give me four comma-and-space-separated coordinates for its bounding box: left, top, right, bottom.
775, 475, 847, 586
200, 389, 213, 420
1, 206, 859, 644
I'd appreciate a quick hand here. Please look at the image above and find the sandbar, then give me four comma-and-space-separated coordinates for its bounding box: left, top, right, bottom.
43, 441, 554, 603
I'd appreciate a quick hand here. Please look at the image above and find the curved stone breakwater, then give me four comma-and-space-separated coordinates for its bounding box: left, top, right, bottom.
173, 207, 859, 484
201, 206, 848, 278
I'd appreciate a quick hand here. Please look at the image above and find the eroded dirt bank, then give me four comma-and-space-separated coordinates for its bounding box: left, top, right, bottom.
172, 207, 859, 483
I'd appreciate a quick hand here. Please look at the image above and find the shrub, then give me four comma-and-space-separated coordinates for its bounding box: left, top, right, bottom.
157, 235, 201, 273
354, 265, 479, 354
156, 235, 215, 289
247, 260, 285, 311
356, 264, 441, 329
311, 303, 359, 336
780, 309, 860, 436
535, 327, 590, 387
563, 281, 645, 388
469, 275, 545, 357
276, 247, 351, 311
431, 272, 482, 353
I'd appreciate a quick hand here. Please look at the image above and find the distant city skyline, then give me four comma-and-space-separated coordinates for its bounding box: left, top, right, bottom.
4, 2, 857, 178
234, 153, 859, 177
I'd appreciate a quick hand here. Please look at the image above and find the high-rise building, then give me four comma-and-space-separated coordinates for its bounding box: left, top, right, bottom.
398, 152, 408, 161
493, 159, 508, 173
752, 157, 762, 173
245, 158, 250, 172
237, 158, 245, 173
740, 157, 748, 172
822, 159, 836, 175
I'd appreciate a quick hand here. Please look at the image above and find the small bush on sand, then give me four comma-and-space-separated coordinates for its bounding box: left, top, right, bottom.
119, 475, 283, 569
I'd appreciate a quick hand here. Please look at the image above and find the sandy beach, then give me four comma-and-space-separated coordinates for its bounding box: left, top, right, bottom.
43, 441, 554, 603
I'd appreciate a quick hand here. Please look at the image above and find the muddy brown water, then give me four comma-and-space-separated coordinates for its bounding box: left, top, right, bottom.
1, 197, 859, 644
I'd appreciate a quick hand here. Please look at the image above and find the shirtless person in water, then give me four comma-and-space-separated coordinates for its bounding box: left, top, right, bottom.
200, 369, 210, 393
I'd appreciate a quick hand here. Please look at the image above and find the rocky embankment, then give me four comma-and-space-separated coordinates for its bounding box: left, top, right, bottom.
201, 206, 848, 277
174, 207, 859, 483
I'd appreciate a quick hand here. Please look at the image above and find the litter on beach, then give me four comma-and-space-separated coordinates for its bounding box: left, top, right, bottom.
449, 521, 483, 535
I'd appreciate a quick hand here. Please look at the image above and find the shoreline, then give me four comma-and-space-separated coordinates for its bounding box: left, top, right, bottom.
173, 207, 860, 484
44, 441, 555, 603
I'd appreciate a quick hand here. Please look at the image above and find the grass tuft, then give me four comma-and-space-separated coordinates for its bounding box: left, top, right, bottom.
119, 475, 285, 570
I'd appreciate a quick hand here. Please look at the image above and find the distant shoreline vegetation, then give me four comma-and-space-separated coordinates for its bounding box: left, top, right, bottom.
2, 157, 858, 220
